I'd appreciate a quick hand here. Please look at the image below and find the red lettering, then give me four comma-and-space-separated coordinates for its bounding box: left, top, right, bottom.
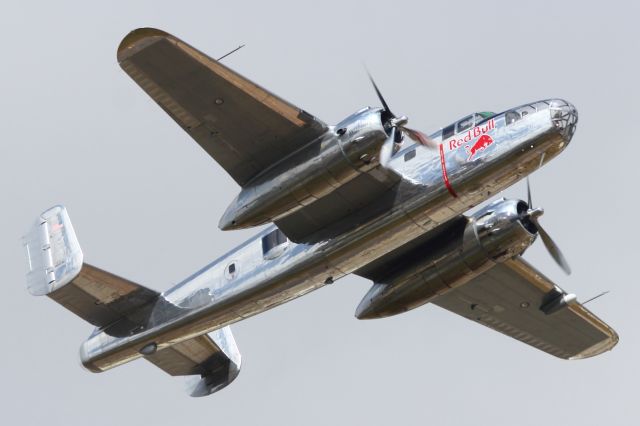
447, 119, 496, 152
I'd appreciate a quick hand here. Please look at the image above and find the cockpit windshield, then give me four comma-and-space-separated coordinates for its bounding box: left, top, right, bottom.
475, 111, 496, 124
455, 112, 496, 133
477, 111, 496, 119
440, 111, 497, 140
456, 115, 474, 133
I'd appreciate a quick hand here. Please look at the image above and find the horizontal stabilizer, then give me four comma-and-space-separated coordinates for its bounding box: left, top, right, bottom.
145, 327, 242, 397
22, 206, 159, 328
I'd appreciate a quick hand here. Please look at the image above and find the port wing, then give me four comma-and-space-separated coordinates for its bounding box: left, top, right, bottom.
118, 28, 327, 186
431, 257, 618, 359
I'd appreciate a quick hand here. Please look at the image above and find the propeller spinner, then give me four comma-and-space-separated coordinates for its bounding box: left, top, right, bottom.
368, 73, 437, 166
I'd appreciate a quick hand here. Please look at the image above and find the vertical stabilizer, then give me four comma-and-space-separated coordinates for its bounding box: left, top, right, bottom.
23, 205, 83, 296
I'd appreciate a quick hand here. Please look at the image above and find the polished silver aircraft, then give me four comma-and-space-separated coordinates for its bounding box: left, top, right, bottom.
23, 28, 617, 397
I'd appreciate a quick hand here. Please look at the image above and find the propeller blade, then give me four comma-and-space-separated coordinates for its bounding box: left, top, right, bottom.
403, 126, 438, 149
367, 72, 394, 119
379, 126, 396, 167
531, 217, 572, 275
526, 177, 533, 207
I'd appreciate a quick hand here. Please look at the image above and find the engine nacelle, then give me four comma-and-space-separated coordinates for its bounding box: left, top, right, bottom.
219, 107, 387, 230
355, 199, 537, 319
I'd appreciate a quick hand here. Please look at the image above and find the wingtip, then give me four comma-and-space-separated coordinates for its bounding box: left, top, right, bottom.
569, 329, 619, 360
117, 27, 173, 62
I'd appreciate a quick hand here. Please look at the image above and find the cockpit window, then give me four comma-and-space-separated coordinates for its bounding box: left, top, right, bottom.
473, 113, 486, 125
443, 111, 497, 139
532, 100, 551, 111
505, 111, 521, 125
474, 112, 496, 126
442, 124, 455, 139
456, 115, 474, 133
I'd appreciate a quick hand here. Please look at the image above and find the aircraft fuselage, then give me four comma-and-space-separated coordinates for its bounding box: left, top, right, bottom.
80, 99, 577, 373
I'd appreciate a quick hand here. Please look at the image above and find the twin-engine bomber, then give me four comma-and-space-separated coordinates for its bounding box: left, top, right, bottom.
22, 28, 617, 397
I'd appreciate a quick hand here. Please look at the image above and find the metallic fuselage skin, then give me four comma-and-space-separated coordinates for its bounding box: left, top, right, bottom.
81, 99, 577, 372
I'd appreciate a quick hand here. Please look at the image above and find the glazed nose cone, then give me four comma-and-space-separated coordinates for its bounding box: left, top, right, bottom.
549, 99, 578, 142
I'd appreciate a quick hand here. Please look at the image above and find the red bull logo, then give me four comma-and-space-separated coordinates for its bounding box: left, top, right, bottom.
465, 134, 494, 161
447, 119, 495, 152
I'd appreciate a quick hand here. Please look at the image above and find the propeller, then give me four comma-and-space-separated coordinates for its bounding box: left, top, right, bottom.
368, 72, 437, 166
523, 177, 572, 275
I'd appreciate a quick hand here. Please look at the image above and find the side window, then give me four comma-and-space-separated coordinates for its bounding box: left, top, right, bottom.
404, 149, 416, 162
519, 105, 536, 117
505, 111, 521, 125
262, 228, 288, 259
532, 100, 551, 111
442, 124, 455, 139
456, 115, 474, 133
225, 262, 238, 280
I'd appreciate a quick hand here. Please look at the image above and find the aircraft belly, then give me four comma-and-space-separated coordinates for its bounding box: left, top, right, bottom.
80, 246, 345, 372
81, 113, 569, 373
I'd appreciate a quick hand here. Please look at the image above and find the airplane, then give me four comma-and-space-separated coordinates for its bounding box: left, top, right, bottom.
22, 27, 618, 397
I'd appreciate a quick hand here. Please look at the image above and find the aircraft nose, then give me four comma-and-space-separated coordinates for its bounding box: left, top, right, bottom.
549, 99, 578, 142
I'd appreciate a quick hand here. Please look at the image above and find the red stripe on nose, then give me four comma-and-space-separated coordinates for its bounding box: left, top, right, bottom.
439, 144, 457, 198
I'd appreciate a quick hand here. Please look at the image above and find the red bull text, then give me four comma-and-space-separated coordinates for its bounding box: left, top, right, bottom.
447, 119, 496, 155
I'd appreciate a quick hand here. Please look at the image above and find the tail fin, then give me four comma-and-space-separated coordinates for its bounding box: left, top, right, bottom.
22, 205, 159, 328
25, 206, 244, 395
23, 205, 83, 296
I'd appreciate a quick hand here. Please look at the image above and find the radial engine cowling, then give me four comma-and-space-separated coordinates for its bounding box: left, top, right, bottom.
355, 199, 538, 319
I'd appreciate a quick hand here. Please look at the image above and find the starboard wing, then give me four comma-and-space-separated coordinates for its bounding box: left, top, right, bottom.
431, 256, 618, 359
118, 28, 328, 186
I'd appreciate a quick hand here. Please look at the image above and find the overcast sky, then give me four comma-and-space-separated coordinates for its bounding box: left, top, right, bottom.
2, 1, 639, 425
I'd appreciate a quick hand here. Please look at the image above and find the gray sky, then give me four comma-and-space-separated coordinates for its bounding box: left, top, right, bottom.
1, 1, 638, 424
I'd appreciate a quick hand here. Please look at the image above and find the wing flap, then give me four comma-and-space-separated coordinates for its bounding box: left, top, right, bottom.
275, 166, 401, 243
118, 28, 327, 186
432, 257, 618, 359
